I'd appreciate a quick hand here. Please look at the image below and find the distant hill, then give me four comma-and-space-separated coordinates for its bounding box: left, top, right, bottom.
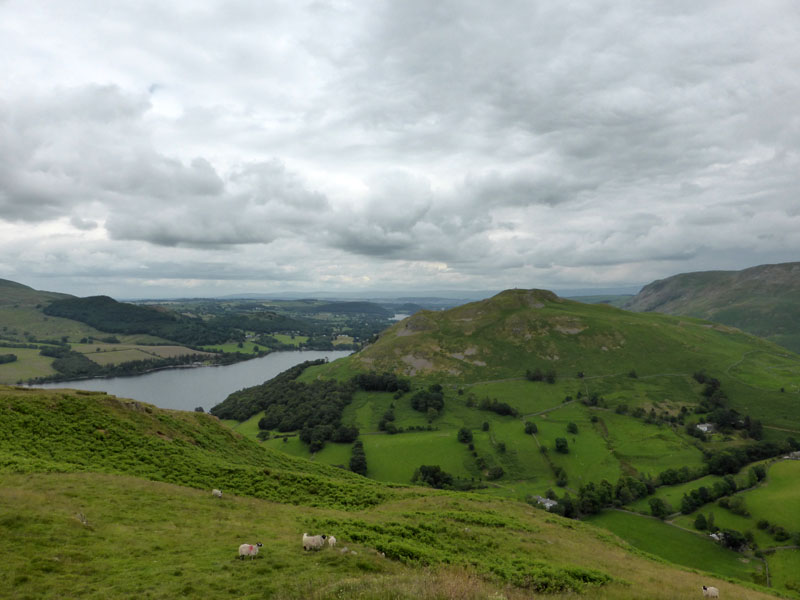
43, 295, 231, 346
335, 288, 794, 383
624, 262, 800, 352
0, 278, 72, 307
304, 301, 390, 316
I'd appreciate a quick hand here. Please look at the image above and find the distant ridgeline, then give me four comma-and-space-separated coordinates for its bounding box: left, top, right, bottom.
41, 295, 363, 349
43, 296, 231, 346
625, 261, 800, 353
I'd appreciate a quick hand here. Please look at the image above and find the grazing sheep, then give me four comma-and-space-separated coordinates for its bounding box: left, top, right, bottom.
212, 489, 223, 498
327, 535, 337, 548
702, 586, 719, 598
238, 542, 263, 560
302, 532, 327, 551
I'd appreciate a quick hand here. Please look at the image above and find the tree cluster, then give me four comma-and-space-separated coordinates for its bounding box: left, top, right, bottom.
692, 371, 764, 439
352, 372, 410, 393
410, 384, 444, 415
680, 475, 739, 514
704, 440, 789, 475
349, 440, 367, 476
210, 360, 326, 420
477, 397, 518, 417
525, 368, 557, 383
0, 353, 18, 364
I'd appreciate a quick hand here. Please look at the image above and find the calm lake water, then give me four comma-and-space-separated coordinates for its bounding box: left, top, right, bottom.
33, 350, 352, 413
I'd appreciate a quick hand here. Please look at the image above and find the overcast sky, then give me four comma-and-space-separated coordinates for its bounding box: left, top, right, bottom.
1, 1, 799, 299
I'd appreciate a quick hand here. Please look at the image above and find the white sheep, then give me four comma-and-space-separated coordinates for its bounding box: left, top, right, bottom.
302, 532, 327, 551
327, 535, 337, 547
212, 489, 223, 498
702, 585, 719, 598
238, 542, 263, 560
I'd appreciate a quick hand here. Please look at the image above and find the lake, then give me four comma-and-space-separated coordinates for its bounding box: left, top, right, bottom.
33, 350, 352, 412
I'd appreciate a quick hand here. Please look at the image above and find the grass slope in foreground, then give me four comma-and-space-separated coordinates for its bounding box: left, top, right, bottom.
0, 386, 782, 600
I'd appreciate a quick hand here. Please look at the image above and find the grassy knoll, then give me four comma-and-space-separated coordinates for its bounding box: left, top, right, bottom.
319, 289, 800, 435
587, 510, 764, 583
0, 386, 392, 510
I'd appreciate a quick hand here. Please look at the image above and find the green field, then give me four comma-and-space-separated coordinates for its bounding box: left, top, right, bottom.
767, 549, 800, 595
741, 460, 800, 534
202, 341, 264, 354
669, 460, 800, 550
588, 510, 764, 583
0, 347, 57, 382
272, 333, 308, 346
627, 473, 728, 514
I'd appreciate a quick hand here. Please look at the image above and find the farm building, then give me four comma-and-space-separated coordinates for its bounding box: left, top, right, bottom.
533, 495, 558, 510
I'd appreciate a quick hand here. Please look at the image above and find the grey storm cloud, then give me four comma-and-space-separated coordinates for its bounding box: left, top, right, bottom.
1, 0, 799, 297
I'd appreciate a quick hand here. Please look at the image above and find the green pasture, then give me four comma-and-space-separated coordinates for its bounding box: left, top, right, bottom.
0, 306, 103, 342
223, 411, 265, 440
669, 460, 800, 550
588, 510, 762, 583
601, 410, 706, 475
740, 460, 800, 535
486, 419, 554, 485
360, 430, 474, 484
627, 474, 727, 514
263, 434, 307, 457
202, 341, 263, 354
727, 350, 800, 393
767, 550, 800, 597
333, 335, 354, 346
466, 379, 572, 416
0, 347, 57, 383
535, 403, 623, 486
671, 507, 772, 549
271, 333, 308, 346
262, 434, 354, 469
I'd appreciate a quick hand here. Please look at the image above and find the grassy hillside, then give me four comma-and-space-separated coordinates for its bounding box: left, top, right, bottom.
624, 262, 800, 353
232, 288, 800, 594
333, 288, 798, 384
0, 386, 784, 599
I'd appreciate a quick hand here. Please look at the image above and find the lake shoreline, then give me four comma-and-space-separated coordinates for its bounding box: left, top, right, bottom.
30, 349, 353, 412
